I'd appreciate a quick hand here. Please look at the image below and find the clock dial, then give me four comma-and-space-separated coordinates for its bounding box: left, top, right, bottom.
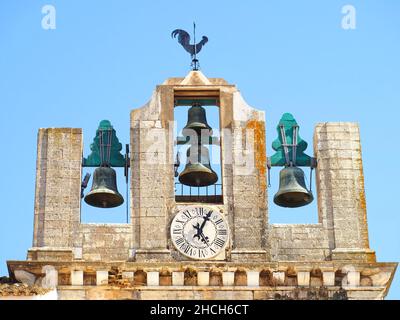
170, 206, 229, 260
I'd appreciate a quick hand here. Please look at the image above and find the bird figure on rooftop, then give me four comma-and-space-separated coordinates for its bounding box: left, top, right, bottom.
171, 24, 208, 70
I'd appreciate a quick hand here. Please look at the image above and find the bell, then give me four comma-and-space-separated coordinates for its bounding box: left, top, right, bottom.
182, 103, 212, 134
84, 166, 124, 208
179, 145, 218, 187
274, 166, 313, 208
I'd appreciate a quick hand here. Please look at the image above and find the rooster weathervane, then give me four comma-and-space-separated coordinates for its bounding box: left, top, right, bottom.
171, 23, 208, 71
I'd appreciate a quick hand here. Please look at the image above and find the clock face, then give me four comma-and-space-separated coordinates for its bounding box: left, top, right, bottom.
170, 206, 229, 260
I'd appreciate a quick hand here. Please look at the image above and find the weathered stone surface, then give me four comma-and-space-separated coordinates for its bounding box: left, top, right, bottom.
197, 272, 210, 286
314, 123, 373, 259
14, 270, 36, 286
122, 272, 134, 280
0, 283, 52, 297
222, 272, 235, 286
147, 272, 160, 286
172, 272, 184, 286
41, 265, 58, 289
297, 272, 311, 287
370, 272, 392, 286
96, 271, 109, 286
272, 272, 285, 286
71, 271, 83, 286
33, 128, 82, 249
323, 272, 335, 286
247, 271, 259, 287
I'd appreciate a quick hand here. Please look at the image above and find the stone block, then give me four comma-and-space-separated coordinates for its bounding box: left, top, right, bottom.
42, 265, 58, 289
14, 270, 36, 286
73, 247, 82, 260
314, 122, 370, 253
323, 272, 335, 286
71, 270, 84, 286
247, 271, 259, 287
122, 272, 134, 280
346, 271, 360, 286
370, 272, 392, 286
222, 272, 235, 286
147, 272, 160, 286
273, 272, 285, 285
297, 272, 310, 287
57, 289, 86, 300
96, 271, 109, 286
198, 272, 210, 286
172, 272, 184, 286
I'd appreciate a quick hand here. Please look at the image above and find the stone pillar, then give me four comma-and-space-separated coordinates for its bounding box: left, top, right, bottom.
314, 123, 375, 262
226, 91, 268, 262
32, 128, 82, 250
130, 87, 174, 261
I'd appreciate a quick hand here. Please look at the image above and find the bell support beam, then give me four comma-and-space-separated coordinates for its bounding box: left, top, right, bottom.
176, 135, 219, 146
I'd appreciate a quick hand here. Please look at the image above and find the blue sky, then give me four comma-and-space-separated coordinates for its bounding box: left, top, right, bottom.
0, 0, 399, 299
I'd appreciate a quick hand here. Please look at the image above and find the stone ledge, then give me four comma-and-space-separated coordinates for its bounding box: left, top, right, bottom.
7, 260, 397, 293
331, 248, 376, 263
27, 248, 73, 261
55, 285, 388, 300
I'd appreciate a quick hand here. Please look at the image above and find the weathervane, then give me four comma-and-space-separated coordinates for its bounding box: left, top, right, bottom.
171, 23, 208, 70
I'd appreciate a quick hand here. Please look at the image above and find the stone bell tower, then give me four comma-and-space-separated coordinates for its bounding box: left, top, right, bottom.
130, 70, 268, 263
6, 70, 397, 300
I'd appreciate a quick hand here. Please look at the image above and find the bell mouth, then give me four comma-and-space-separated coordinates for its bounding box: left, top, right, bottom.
183, 123, 212, 132
178, 163, 218, 187
84, 188, 124, 208
274, 191, 314, 208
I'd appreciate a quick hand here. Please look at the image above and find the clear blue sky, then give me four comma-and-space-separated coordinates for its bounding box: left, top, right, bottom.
0, 0, 398, 299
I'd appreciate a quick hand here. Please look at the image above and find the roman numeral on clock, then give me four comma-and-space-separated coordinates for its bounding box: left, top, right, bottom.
183, 245, 193, 256
195, 207, 204, 216
215, 219, 223, 225
175, 237, 185, 246
173, 228, 182, 235
217, 229, 227, 236
182, 210, 192, 219
198, 249, 207, 258
214, 237, 225, 248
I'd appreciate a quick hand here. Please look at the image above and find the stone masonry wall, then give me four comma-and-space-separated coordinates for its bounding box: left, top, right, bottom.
228, 91, 268, 259
33, 128, 82, 248
80, 224, 132, 261
269, 224, 330, 261
130, 85, 175, 260
314, 123, 374, 261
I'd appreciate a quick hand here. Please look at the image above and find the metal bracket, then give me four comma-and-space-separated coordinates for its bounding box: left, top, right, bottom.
270, 113, 314, 167
83, 120, 125, 168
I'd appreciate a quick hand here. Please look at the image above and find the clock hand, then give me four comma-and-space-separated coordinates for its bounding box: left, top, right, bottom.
193, 223, 201, 240
192, 223, 209, 245
199, 231, 210, 246
196, 211, 212, 245
198, 211, 212, 234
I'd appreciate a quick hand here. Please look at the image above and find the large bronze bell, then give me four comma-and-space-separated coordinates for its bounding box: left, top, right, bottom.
84, 166, 124, 208
179, 145, 218, 187
182, 103, 212, 133
274, 166, 313, 208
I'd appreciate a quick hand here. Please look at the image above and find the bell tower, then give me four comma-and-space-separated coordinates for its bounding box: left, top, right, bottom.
130, 70, 268, 263
5, 27, 397, 300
